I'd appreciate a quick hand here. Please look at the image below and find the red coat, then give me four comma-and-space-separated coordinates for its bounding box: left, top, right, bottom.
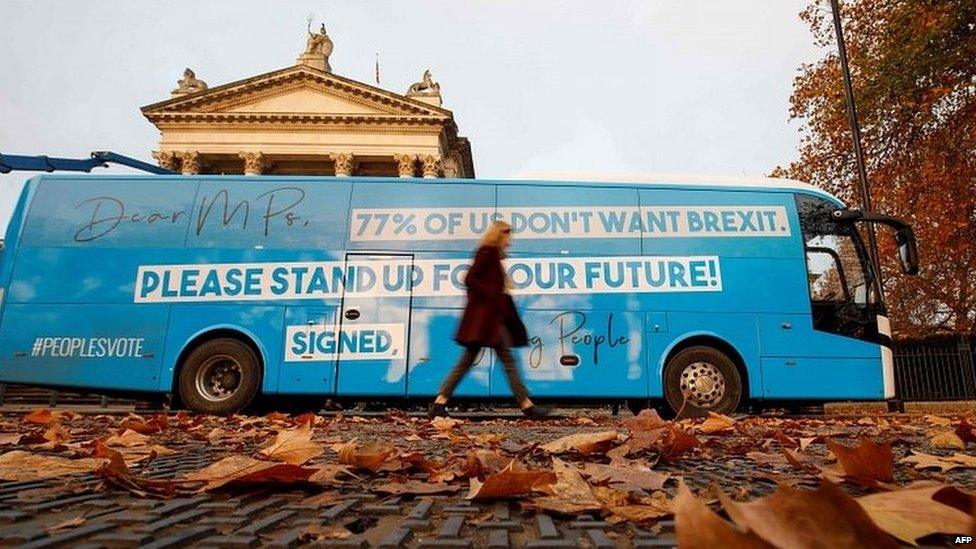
454, 245, 529, 348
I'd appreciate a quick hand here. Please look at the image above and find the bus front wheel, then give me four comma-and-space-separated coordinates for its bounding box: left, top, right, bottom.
178, 338, 261, 415
663, 346, 742, 417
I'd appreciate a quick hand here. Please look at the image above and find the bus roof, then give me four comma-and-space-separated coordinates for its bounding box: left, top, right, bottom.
24, 172, 844, 205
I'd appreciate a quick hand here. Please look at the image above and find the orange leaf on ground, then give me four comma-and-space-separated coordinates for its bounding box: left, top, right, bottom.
257, 421, 324, 466
593, 486, 672, 524
0, 434, 23, 446
336, 441, 396, 473
42, 422, 71, 445
462, 450, 511, 478
928, 430, 966, 450
624, 409, 669, 432
717, 481, 899, 549
528, 458, 602, 515
674, 479, 772, 549
0, 451, 106, 481
466, 461, 555, 500
103, 429, 150, 448
579, 462, 670, 491
700, 412, 736, 434
540, 431, 619, 455
183, 454, 316, 491
857, 482, 975, 544
826, 438, 894, 484
371, 481, 460, 495
660, 426, 701, 461
23, 409, 57, 425
900, 450, 976, 473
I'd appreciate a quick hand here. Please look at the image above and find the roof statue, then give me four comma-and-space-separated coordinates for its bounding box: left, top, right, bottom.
171, 68, 208, 97
297, 22, 334, 72
407, 70, 441, 97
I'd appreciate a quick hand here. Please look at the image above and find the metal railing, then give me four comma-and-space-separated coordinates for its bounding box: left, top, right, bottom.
894, 337, 976, 401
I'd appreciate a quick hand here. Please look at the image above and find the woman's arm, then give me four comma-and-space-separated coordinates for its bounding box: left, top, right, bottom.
464, 246, 502, 296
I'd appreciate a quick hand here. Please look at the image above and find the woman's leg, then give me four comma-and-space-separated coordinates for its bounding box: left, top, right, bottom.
494, 329, 534, 410
435, 346, 481, 404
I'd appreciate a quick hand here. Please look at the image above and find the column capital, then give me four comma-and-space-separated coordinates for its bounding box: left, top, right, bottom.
179, 151, 202, 175
330, 152, 357, 177
394, 154, 417, 178
239, 152, 268, 175
152, 150, 180, 172
421, 154, 442, 179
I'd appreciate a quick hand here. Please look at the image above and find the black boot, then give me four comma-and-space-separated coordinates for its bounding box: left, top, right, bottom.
522, 405, 553, 419
427, 403, 450, 418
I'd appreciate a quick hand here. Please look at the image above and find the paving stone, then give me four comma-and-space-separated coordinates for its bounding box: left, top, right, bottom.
18, 521, 117, 549
535, 515, 559, 538
320, 499, 358, 520
634, 537, 678, 548
236, 510, 296, 536
197, 534, 260, 548
438, 515, 465, 538
584, 528, 616, 549
487, 529, 510, 549
377, 526, 413, 548
140, 525, 216, 549
135, 508, 211, 533
91, 530, 154, 547
361, 504, 401, 514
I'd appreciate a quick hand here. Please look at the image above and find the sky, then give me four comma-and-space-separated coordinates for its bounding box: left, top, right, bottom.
0, 0, 825, 232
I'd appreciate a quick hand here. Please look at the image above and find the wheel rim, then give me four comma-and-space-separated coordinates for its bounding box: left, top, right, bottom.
679, 361, 726, 408
194, 354, 244, 402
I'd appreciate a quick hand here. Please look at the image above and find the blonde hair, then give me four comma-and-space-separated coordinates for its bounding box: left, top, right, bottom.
480, 220, 512, 248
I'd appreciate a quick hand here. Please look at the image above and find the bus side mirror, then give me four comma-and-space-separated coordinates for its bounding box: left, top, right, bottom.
894, 228, 918, 275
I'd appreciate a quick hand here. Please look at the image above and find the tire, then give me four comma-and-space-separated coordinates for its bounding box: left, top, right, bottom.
663, 346, 742, 417
178, 338, 262, 414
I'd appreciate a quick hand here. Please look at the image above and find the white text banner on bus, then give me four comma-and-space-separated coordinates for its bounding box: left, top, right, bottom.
134, 256, 722, 303
350, 206, 790, 241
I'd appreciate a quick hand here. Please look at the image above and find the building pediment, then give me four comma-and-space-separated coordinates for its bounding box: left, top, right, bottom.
141, 65, 452, 122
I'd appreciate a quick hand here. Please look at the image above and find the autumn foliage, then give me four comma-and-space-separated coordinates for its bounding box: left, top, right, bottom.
774, 0, 976, 336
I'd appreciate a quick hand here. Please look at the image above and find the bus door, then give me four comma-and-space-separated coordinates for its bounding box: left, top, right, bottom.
335, 253, 414, 396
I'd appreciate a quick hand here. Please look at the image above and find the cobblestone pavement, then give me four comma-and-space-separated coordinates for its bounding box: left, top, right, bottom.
0, 407, 973, 548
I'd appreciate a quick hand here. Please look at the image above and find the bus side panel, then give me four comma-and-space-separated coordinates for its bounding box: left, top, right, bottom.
160, 306, 285, 394
407, 307, 491, 397
650, 312, 762, 398
0, 304, 169, 391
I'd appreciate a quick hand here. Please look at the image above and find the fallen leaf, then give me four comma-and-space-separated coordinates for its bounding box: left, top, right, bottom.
624, 409, 669, 432
23, 409, 57, 425
700, 412, 736, 434
371, 480, 460, 495
42, 423, 70, 445
540, 431, 619, 455
462, 450, 512, 478
674, 480, 773, 549
0, 451, 106, 481
0, 434, 23, 446
120, 414, 167, 435
430, 417, 462, 431
746, 452, 789, 468
929, 430, 966, 450
857, 482, 975, 544
826, 438, 893, 484
46, 515, 86, 533
592, 485, 672, 524
301, 524, 352, 541
336, 441, 396, 473
257, 422, 324, 466
660, 426, 701, 461
183, 455, 316, 490
924, 415, 951, 427
308, 464, 357, 484
717, 481, 899, 548
528, 458, 602, 514
466, 461, 555, 500
579, 462, 670, 491
299, 491, 343, 507
900, 451, 976, 473
103, 429, 150, 448
955, 421, 976, 444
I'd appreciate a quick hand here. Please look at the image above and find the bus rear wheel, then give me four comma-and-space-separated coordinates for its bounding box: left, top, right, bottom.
178, 338, 261, 415
663, 346, 742, 417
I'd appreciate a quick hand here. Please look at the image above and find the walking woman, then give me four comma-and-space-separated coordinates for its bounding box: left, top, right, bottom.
428, 221, 551, 419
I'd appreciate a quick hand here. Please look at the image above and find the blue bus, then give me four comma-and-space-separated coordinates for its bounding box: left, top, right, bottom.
0, 174, 917, 414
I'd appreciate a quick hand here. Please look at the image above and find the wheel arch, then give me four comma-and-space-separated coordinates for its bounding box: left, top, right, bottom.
658, 332, 751, 400
170, 325, 267, 396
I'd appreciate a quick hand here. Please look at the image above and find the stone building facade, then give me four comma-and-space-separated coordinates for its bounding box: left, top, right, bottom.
142, 25, 474, 178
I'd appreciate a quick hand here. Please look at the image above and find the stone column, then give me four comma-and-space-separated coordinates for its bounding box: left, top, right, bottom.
394, 154, 417, 178
421, 155, 442, 179
152, 151, 180, 172
239, 152, 267, 176
180, 151, 202, 175
330, 153, 357, 177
